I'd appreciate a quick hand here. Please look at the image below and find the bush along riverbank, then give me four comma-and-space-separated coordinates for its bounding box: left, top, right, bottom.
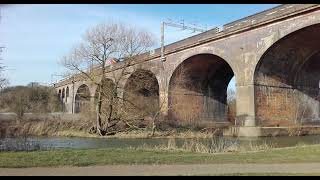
0, 113, 228, 139
0, 113, 96, 138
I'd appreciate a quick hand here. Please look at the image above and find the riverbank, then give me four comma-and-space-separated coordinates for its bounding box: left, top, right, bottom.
2, 113, 320, 139
0, 113, 225, 139
54, 129, 220, 139
1, 144, 320, 168
1, 121, 219, 139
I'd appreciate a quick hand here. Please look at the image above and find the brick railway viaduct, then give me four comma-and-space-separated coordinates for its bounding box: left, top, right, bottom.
54, 4, 320, 136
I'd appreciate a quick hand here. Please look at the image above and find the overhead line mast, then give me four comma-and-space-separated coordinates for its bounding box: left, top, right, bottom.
160, 19, 207, 62
0, 8, 4, 59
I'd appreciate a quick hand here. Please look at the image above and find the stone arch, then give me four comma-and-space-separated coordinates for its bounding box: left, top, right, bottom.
75, 84, 91, 113
123, 69, 160, 119
167, 47, 237, 84
255, 18, 320, 64
168, 53, 236, 125
254, 23, 320, 127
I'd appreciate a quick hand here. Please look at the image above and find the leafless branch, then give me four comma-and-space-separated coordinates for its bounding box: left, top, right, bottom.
61, 21, 155, 136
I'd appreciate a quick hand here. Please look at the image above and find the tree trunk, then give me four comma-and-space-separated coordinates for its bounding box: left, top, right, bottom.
107, 94, 114, 124
151, 121, 156, 136
96, 89, 104, 136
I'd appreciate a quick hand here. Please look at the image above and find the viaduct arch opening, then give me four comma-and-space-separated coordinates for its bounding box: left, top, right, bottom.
123, 69, 159, 119
254, 24, 320, 127
58, 89, 62, 100
75, 84, 91, 113
62, 88, 65, 102
168, 54, 235, 126
66, 86, 69, 103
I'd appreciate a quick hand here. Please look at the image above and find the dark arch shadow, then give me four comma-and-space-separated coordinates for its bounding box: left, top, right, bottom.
62, 88, 65, 101
123, 69, 160, 122
58, 89, 62, 101
66, 86, 69, 103
168, 53, 235, 127
254, 23, 320, 126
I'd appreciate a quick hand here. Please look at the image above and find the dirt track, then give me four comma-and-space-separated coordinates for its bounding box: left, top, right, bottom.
1, 163, 320, 176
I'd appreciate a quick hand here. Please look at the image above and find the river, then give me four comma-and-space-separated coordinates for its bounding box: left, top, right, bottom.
1, 135, 320, 150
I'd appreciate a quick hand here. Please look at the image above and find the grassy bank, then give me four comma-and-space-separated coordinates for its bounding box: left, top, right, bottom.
1, 144, 320, 168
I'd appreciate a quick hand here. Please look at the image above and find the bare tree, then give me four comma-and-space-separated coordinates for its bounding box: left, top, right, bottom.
0, 47, 8, 89
0, 63, 6, 89
227, 88, 236, 125
61, 21, 155, 136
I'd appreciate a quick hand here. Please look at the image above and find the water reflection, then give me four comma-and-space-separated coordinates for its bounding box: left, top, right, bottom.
1, 135, 320, 150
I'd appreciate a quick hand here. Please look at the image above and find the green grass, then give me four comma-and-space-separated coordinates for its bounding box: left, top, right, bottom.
2, 145, 320, 168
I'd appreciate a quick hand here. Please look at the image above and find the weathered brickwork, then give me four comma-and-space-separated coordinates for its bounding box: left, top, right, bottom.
254, 23, 320, 127
54, 4, 320, 136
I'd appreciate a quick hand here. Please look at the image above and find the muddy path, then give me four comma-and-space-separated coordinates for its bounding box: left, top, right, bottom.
1, 163, 320, 176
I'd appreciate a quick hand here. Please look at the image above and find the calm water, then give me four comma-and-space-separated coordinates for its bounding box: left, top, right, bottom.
2, 135, 320, 150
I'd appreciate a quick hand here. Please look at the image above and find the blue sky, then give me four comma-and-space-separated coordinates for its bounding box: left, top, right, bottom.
0, 4, 279, 87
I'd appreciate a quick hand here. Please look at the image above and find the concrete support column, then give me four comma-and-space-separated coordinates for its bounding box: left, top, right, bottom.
159, 68, 169, 116
89, 96, 95, 112
116, 72, 131, 106
159, 90, 169, 116
314, 99, 319, 120
65, 97, 72, 113
89, 86, 98, 112
236, 84, 256, 127
71, 83, 77, 114
68, 97, 72, 113
72, 96, 76, 114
